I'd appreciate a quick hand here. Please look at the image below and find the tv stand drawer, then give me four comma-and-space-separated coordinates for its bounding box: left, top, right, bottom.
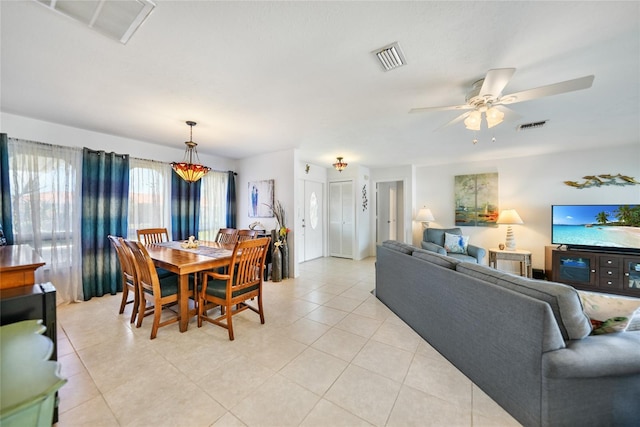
599, 257, 621, 268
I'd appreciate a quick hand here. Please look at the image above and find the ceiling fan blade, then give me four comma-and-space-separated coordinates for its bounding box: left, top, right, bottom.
479, 68, 516, 98
434, 111, 471, 131
499, 75, 595, 105
409, 104, 472, 113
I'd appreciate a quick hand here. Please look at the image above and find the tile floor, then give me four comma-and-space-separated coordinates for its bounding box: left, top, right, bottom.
54, 256, 521, 426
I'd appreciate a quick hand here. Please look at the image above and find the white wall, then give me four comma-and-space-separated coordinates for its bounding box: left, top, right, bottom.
1, 112, 236, 171
413, 143, 640, 271
237, 148, 296, 275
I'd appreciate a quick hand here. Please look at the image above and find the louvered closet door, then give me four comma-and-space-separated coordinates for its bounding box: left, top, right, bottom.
329, 181, 354, 258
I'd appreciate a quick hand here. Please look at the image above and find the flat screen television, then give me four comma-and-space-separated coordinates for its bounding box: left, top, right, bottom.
551, 204, 640, 253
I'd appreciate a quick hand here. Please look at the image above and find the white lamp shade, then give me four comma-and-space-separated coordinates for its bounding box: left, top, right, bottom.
415, 208, 435, 222
464, 110, 482, 131
496, 209, 523, 224
485, 107, 505, 128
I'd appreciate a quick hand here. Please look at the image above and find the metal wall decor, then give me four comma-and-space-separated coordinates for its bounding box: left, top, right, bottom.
564, 174, 639, 189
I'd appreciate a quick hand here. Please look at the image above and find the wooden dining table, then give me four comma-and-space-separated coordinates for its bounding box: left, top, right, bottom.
144, 241, 235, 332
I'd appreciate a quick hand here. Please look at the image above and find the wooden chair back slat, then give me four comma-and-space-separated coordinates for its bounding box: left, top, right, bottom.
137, 228, 169, 245
237, 229, 259, 242
215, 228, 238, 244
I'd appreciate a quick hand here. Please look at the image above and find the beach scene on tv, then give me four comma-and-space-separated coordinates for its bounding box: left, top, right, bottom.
552, 205, 640, 249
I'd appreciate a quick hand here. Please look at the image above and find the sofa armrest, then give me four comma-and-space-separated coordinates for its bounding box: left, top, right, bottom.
421, 241, 447, 255
467, 244, 486, 262
543, 332, 640, 379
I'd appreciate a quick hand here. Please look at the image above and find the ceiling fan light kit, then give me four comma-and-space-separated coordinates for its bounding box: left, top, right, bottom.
411, 68, 594, 139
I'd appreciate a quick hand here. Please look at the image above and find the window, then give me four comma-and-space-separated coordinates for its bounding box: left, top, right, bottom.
8, 139, 83, 303
199, 171, 228, 241
127, 158, 171, 239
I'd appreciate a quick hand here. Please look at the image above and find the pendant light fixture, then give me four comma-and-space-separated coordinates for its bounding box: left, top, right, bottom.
171, 121, 211, 183
333, 157, 348, 172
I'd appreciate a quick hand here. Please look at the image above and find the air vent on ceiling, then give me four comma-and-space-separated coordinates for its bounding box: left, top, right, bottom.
373, 42, 406, 72
517, 120, 548, 131
35, 0, 155, 44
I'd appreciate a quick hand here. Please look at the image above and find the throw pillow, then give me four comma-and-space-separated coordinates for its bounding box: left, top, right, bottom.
444, 232, 469, 254
578, 290, 640, 335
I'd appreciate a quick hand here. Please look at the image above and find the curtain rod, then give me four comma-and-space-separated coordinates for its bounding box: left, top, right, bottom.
131, 156, 236, 175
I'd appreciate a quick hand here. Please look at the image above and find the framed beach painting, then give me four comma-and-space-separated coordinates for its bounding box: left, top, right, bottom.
454, 173, 499, 227
248, 179, 274, 218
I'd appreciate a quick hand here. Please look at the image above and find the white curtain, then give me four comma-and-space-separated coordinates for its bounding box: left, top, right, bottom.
199, 171, 228, 241
7, 138, 83, 304
127, 157, 172, 240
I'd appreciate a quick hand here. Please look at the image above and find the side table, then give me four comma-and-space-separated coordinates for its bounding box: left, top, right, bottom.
489, 248, 532, 278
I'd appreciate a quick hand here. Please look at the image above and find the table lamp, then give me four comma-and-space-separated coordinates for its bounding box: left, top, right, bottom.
496, 209, 523, 251
415, 207, 435, 229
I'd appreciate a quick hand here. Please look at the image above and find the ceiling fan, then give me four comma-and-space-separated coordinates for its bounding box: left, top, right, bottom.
410, 68, 594, 131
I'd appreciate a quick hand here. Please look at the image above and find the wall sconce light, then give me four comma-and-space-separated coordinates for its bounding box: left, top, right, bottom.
305, 164, 310, 174
415, 207, 435, 229
496, 209, 524, 250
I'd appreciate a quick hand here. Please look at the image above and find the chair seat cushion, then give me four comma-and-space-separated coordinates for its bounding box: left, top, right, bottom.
204, 278, 259, 299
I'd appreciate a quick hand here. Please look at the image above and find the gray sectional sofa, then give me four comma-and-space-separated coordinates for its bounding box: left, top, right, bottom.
376, 240, 640, 427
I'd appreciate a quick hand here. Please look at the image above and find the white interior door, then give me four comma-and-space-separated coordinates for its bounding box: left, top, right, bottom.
377, 180, 404, 244
301, 180, 323, 262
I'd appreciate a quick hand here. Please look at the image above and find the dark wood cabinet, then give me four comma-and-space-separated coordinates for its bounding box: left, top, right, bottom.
550, 248, 640, 297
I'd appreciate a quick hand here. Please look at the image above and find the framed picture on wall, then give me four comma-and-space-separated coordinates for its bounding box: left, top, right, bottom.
248, 179, 274, 218
454, 173, 499, 226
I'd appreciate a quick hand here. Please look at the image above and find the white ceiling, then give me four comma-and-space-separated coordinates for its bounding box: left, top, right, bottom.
1, 1, 638, 168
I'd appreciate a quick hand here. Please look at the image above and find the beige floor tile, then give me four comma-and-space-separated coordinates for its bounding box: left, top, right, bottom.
103, 365, 226, 426
300, 399, 373, 426
58, 351, 86, 378
387, 384, 472, 427
404, 353, 473, 408
323, 295, 364, 312
334, 312, 382, 338
304, 306, 348, 326
370, 320, 422, 352
282, 317, 331, 345
231, 374, 320, 427
57, 370, 101, 414
196, 354, 275, 409
280, 347, 348, 395
55, 395, 119, 426
212, 411, 248, 426
351, 300, 393, 321
311, 327, 368, 362
299, 290, 337, 305
351, 340, 413, 383
325, 364, 401, 427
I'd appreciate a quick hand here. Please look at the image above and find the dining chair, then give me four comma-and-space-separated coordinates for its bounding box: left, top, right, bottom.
137, 227, 169, 245
215, 228, 238, 244
108, 235, 139, 323
198, 237, 271, 340
237, 229, 259, 241
123, 239, 181, 339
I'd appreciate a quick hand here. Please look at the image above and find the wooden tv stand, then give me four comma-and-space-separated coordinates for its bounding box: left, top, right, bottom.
547, 247, 640, 298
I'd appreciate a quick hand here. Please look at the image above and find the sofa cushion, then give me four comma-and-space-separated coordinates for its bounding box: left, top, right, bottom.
412, 248, 461, 270
578, 290, 640, 334
444, 232, 469, 254
382, 240, 415, 255
456, 262, 592, 340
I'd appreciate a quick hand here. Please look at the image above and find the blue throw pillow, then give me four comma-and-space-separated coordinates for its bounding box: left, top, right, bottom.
444, 232, 469, 254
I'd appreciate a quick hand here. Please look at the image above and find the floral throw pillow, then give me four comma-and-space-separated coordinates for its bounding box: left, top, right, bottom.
444, 232, 469, 254
578, 290, 640, 335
